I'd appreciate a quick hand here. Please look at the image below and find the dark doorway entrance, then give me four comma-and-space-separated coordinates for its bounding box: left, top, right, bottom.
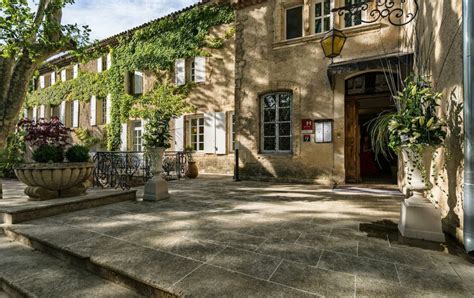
344, 72, 398, 184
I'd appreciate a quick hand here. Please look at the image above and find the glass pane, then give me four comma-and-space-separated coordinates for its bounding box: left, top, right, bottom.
279, 137, 291, 151
345, 13, 352, 27
264, 124, 276, 136
264, 137, 276, 151
278, 93, 291, 107
286, 6, 303, 39
279, 108, 291, 122
192, 135, 197, 142
199, 143, 204, 151
315, 19, 322, 33
315, 3, 322, 17
193, 144, 197, 151
279, 123, 291, 136
263, 95, 276, 109
264, 109, 276, 122
191, 119, 197, 126
324, 0, 330, 15
354, 11, 362, 25
192, 127, 197, 134
199, 118, 204, 125
199, 126, 204, 133
324, 17, 330, 32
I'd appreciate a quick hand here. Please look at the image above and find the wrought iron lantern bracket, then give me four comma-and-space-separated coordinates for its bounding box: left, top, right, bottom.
331, 0, 419, 27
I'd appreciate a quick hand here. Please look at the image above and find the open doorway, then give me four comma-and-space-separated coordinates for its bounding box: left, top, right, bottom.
344, 72, 398, 184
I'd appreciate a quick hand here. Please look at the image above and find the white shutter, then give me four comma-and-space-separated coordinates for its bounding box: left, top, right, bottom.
120, 123, 128, 151
39, 105, 45, 118
204, 113, 216, 153
106, 94, 112, 124
106, 53, 112, 69
60, 70, 66, 82
90, 96, 97, 126
32, 106, 38, 121
175, 59, 185, 86
134, 71, 143, 94
23, 109, 28, 118
60, 101, 66, 124
97, 57, 103, 73
174, 116, 185, 151
73, 64, 79, 78
215, 112, 227, 154
72, 100, 79, 127
51, 72, 56, 85
194, 57, 206, 83
39, 76, 45, 88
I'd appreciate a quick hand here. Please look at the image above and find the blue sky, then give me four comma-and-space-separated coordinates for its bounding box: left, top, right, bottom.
31, 0, 199, 40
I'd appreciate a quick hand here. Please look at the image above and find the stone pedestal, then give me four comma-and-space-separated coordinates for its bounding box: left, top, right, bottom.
143, 147, 170, 202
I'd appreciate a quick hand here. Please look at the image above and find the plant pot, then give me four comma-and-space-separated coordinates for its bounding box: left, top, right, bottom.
14, 162, 94, 201
186, 161, 199, 179
143, 147, 169, 202
398, 147, 445, 242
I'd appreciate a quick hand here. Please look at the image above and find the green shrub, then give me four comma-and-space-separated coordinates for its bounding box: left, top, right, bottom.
0, 131, 26, 178
32, 144, 64, 163
65, 145, 90, 162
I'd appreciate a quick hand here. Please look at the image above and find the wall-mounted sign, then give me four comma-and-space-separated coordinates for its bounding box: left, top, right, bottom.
315, 120, 333, 143
303, 134, 312, 142
301, 119, 314, 133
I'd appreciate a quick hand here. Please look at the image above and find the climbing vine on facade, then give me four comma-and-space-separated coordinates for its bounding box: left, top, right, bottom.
25, 3, 235, 150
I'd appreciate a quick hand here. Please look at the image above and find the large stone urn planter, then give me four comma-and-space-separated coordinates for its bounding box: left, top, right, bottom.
143, 147, 170, 202
15, 162, 94, 201
398, 147, 445, 242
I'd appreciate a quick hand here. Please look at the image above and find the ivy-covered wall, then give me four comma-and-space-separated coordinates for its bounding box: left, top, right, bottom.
26, 2, 235, 150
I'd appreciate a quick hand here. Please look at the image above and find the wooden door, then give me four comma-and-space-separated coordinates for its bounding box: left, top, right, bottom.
345, 100, 360, 183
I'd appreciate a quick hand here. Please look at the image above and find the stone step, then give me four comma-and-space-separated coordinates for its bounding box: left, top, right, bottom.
0, 236, 141, 298
3, 225, 182, 297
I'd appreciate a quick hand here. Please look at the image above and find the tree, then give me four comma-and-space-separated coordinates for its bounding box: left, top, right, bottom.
0, 0, 90, 146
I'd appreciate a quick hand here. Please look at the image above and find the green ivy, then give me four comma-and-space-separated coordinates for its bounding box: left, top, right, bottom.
25, 3, 235, 151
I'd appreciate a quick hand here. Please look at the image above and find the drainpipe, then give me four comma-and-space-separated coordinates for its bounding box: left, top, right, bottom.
464, 0, 474, 256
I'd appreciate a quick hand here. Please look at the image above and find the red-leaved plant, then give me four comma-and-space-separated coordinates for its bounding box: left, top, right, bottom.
17, 117, 72, 149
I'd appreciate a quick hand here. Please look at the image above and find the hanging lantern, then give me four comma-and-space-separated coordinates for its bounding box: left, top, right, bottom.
320, 28, 347, 61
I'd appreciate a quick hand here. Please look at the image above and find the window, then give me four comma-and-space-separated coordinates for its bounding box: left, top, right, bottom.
261, 92, 292, 153
191, 60, 196, 82
190, 116, 205, 152
231, 113, 236, 151
69, 102, 74, 127
314, 0, 331, 33
131, 71, 143, 95
132, 121, 143, 152
51, 105, 60, 118
102, 55, 108, 71
101, 98, 107, 125
65, 68, 74, 81
285, 6, 303, 40
344, 0, 364, 28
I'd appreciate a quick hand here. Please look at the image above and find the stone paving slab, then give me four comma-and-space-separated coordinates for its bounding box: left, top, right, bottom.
0, 236, 140, 297
3, 176, 474, 297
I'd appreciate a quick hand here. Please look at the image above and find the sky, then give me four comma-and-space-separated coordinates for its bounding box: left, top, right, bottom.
30, 0, 199, 41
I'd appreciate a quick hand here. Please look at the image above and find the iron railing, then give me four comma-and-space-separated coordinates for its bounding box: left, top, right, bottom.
92, 151, 188, 190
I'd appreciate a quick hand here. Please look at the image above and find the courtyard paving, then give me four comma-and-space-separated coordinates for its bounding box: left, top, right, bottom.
2, 176, 474, 297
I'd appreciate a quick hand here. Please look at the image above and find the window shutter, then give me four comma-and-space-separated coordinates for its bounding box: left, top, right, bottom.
51, 72, 56, 85
204, 113, 216, 153
32, 106, 38, 122
134, 71, 143, 94
174, 116, 185, 151
61, 70, 67, 82
73, 64, 79, 78
106, 94, 112, 124
120, 123, 128, 151
106, 53, 112, 69
90, 96, 97, 126
39, 76, 45, 88
215, 112, 227, 154
23, 109, 28, 118
60, 101, 66, 124
73, 100, 79, 127
97, 57, 103, 73
175, 59, 185, 86
194, 57, 206, 83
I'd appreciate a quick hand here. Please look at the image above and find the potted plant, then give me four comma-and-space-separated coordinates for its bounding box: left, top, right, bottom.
141, 114, 171, 201
14, 117, 94, 201
184, 145, 198, 179
369, 76, 447, 241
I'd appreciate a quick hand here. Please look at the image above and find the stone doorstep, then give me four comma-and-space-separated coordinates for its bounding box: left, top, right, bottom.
3, 227, 181, 298
1, 190, 137, 225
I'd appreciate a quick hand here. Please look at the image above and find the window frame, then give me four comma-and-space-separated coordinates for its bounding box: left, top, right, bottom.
284, 4, 304, 40
189, 115, 205, 152
228, 112, 236, 153
101, 98, 107, 125
260, 92, 293, 154
312, 0, 332, 34
132, 121, 144, 152
190, 60, 196, 82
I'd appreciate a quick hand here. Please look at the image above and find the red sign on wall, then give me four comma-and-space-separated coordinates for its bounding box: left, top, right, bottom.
301, 119, 314, 132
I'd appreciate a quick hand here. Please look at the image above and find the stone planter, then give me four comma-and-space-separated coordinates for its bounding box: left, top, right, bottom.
186, 161, 199, 179
14, 162, 94, 201
398, 147, 445, 242
143, 147, 170, 202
